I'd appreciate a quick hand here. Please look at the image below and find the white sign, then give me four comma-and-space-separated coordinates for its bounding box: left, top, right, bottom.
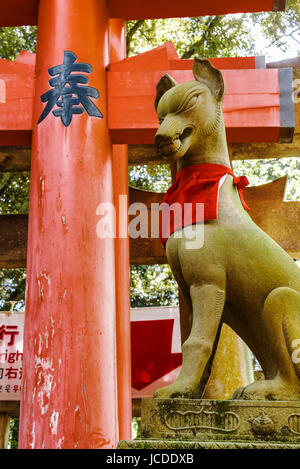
0, 312, 24, 401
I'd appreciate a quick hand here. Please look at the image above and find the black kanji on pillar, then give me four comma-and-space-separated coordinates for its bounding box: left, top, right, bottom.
38, 50, 103, 127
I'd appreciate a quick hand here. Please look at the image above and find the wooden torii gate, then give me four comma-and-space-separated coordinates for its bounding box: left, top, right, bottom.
0, 0, 297, 450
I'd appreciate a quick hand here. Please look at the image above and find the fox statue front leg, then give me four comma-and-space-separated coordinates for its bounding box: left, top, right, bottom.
154, 283, 225, 399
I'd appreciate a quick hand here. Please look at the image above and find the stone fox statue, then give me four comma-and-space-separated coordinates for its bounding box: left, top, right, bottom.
154, 58, 300, 401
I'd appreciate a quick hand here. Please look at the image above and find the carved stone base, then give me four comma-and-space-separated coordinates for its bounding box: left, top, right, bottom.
118, 439, 300, 449
118, 398, 300, 449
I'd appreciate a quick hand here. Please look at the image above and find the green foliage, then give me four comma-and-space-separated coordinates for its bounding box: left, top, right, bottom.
8, 418, 19, 449
233, 157, 300, 201
0, 172, 30, 215
0, 26, 37, 60
129, 164, 171, 192
0, 269, 26, 311
126, 0, 300, 60
177, 15, 256, 59
130, 264, 178, 307
251, 0, 300, 55
126, 16, 255, 58
129, 164, 177, 308
0, 171, 29, 312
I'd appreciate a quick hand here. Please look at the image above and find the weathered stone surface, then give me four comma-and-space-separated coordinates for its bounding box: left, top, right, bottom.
140, 398, 300, 443
118, 439, 300, 449
202, 324, 254, 400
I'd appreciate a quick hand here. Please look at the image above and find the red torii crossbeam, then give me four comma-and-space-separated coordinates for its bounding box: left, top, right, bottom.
107, 43, 294, 144
0, 45, 294, 146
0, 0, 287, 26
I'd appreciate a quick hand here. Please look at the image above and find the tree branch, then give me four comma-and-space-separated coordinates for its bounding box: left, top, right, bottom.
263, 28, 300, 50
126, 20, 146, 56
181, 16, 220, 59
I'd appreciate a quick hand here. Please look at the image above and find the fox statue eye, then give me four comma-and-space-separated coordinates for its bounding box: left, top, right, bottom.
185, 95, 199, 109
176, 92, 201, 114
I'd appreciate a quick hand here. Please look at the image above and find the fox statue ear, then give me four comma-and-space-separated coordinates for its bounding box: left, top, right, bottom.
155, 73, 177, 110
193, 58, 225, 102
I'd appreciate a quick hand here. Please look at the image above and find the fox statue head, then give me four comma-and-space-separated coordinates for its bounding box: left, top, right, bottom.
154, 58, 226, 161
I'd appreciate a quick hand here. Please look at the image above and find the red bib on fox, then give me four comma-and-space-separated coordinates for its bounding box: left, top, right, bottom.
160, 163, 250, 248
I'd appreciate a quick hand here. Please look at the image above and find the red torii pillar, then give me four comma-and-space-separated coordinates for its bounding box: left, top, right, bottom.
19, 0, 119, 448
109, 19, 132, 441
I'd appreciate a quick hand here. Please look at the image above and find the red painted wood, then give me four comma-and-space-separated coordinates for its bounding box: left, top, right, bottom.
0, 0, 281, 26
0, 0, 38, 26
0, 45, 283, 146
109, 18, 132, 442
108, 68, 281, 144
169, 57, 259, 70
18, 0, 118, 449
108, 42, 260, 71
0, 52, 34, 144
109, 42, 179, 71
108, 0, 277, 19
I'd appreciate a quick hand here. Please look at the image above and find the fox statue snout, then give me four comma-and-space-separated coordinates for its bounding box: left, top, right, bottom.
155, 123, 194, 159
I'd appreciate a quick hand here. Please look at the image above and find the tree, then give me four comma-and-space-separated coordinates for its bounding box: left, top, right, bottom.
0, 26, 37, 60
233, 157, 300, 201
126, 0, 300, 59
8, 418, 19, 449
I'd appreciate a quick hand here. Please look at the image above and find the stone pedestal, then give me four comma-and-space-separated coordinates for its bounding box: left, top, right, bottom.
119, 398, 300, 449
